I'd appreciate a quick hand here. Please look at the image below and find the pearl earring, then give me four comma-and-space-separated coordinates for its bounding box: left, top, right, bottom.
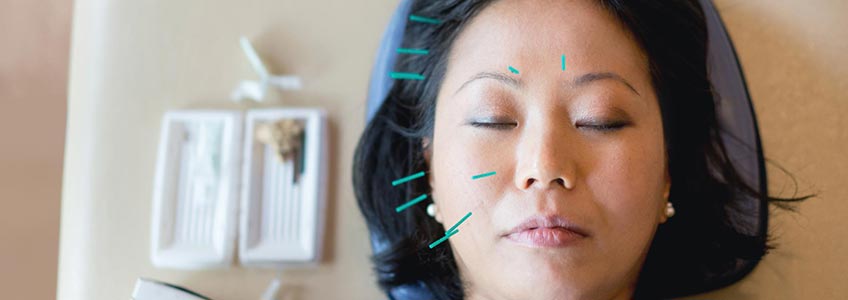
665, 202, 676, 218
427, 203, 437, 217
427, 203, 443, 223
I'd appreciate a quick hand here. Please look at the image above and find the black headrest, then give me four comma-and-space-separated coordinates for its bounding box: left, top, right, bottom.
364, 0, 767, 298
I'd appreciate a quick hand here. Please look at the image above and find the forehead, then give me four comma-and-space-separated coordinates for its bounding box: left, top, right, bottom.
443, 0, 650, 93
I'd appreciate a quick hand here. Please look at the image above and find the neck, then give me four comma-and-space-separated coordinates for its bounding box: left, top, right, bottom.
608, 283, 636, 300
463, 284, 635, 300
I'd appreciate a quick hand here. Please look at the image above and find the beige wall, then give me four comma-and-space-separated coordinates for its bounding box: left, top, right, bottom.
0, 0, 70, 299
684, 0, 848, 299
57, 0, 846, 300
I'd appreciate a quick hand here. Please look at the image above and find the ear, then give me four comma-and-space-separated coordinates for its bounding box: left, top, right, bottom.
422, 137, 434, 188
663, 167, 671, 200
659, 167, 672, 224
421, 137, 443, 222
422, 137, 432, 164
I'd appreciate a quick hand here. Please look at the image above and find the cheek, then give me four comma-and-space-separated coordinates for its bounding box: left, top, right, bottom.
431, 127, 509, 222
429, 106, 514, 212
587, 129, 667, 246
429, 114, 511, 262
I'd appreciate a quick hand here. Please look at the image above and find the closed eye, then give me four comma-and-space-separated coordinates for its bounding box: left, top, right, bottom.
577, 122, 628, 132
469, 122, 517, 130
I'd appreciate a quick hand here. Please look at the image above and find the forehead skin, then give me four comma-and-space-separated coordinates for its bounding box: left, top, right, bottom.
439, 0, 654, 109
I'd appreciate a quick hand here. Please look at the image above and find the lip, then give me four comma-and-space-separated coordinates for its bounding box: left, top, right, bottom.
503, 215, 589, 248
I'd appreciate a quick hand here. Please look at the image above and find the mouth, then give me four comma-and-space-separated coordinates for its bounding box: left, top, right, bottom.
503, 215, 589, 248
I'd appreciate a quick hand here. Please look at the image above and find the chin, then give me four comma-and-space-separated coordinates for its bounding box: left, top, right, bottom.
514, 283, 584, 300
501, 251, 600, 300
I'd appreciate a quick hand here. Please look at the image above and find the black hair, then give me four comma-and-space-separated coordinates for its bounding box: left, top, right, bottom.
353, 1, 814, 299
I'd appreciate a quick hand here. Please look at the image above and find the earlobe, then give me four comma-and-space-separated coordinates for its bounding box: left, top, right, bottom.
427, 202, 443, 224
659, 171, 672, 224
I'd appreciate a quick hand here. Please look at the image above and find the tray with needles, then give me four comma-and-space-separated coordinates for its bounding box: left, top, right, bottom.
238, 108, 328, 267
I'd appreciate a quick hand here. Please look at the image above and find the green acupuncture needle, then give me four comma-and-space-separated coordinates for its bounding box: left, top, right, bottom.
397, 48, 430, 55
429, 229, 459, 249
429, 211, 473, 249
390, 72, 426, 80
446, 211, 472, 235
409, 14, 443, 25
471, 171, 496, 180
392, 171, 426, 186
395, 194, 429, 213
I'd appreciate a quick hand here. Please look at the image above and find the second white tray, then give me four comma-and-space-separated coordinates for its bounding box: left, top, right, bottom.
238, 108, 328, 267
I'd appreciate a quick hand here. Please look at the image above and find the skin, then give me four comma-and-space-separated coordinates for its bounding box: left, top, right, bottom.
423, 0, 672, 299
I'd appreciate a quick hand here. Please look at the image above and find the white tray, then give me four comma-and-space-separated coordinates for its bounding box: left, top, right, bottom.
239, 108, 328, 267
150, 110, 242, 269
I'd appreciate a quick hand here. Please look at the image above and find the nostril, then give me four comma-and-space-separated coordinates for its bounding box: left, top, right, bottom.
554, 178, 565, 187
525, 178, 536, 188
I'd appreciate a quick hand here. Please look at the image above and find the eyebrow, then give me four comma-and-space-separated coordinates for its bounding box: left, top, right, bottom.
453, 71, 521, 96
572, 72, 641, 96
453, 71, 641, 96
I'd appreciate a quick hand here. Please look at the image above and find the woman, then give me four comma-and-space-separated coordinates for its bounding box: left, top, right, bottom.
353, 0, 810, 299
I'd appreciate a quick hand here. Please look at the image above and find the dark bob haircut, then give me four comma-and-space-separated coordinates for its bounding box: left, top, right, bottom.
353, 0, 811, 299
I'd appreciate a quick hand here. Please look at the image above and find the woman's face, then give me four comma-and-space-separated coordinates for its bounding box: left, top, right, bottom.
425, 0, 672, 299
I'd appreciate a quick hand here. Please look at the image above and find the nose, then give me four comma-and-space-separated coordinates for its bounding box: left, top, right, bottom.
514, 121, 577, 191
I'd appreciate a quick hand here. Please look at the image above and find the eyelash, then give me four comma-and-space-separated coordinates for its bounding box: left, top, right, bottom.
470, 122, 516, 130
470, 121, 627, 132
578, 122, 628, 132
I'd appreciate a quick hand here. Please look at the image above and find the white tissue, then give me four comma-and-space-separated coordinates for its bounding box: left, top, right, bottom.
231, 36, 302, 102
